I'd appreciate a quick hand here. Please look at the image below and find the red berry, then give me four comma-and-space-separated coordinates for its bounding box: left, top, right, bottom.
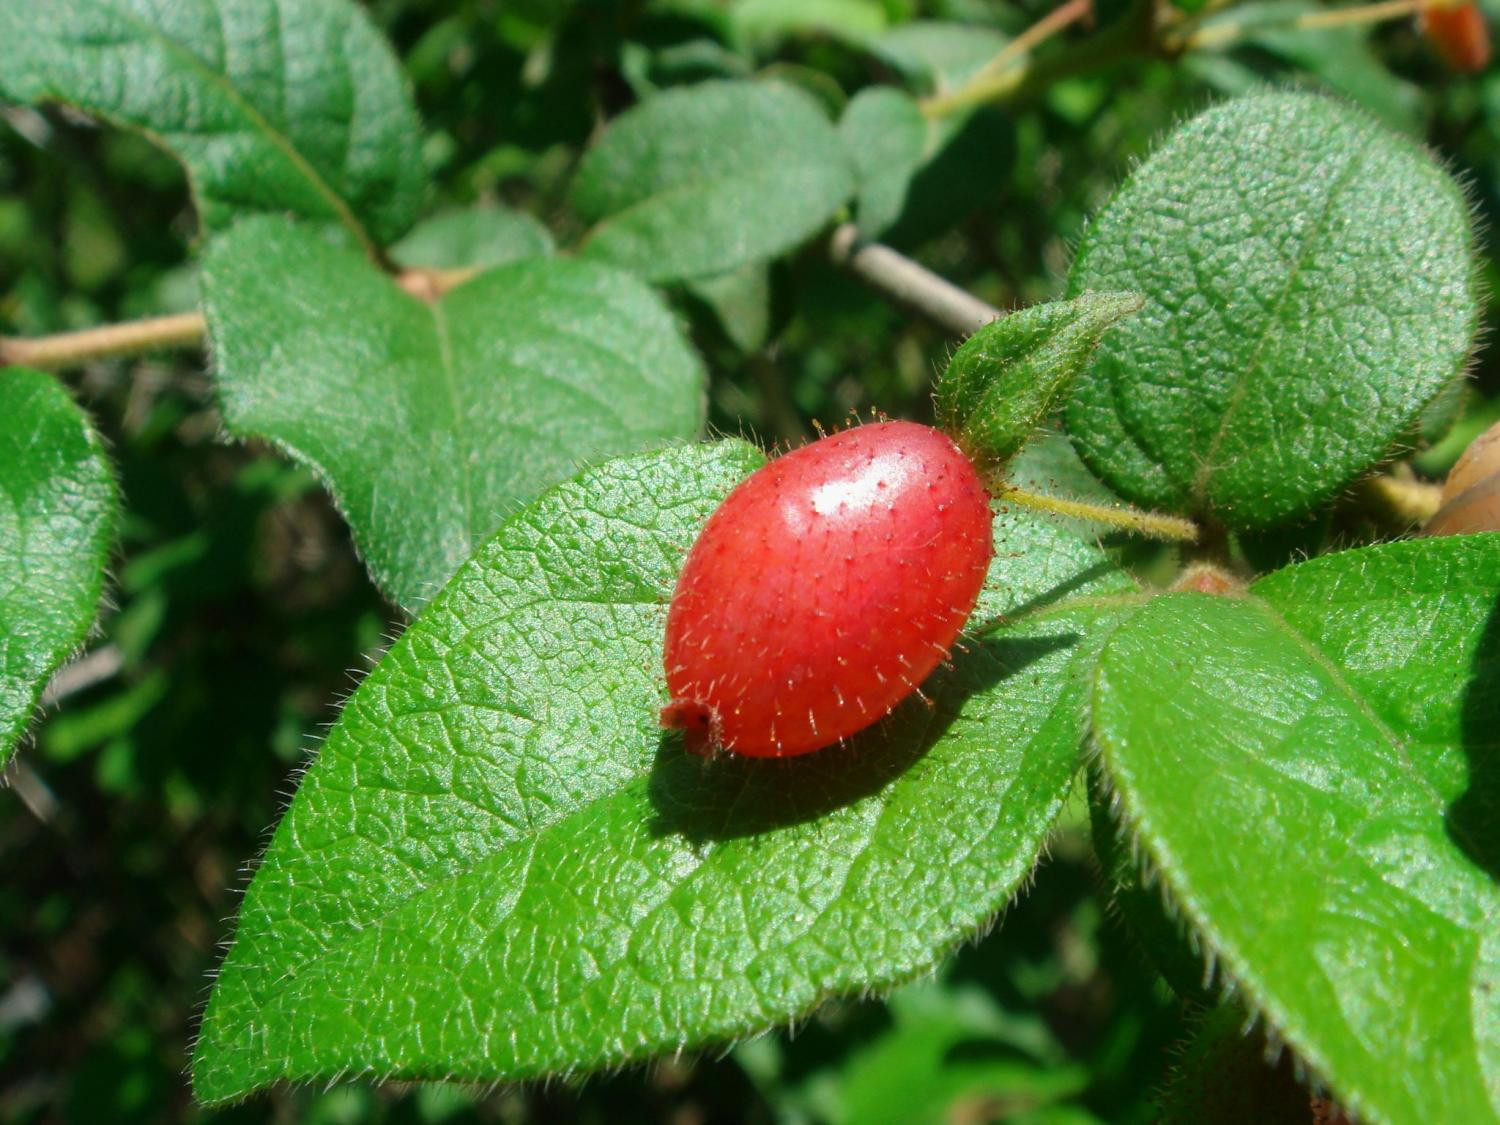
661, 420, 994, 757
1421, 1, 1491, 72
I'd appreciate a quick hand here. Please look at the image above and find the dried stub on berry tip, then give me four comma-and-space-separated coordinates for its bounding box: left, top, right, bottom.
661, 420, 993, 757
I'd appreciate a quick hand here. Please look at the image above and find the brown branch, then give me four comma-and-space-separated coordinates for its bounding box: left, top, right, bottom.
1172, 0, 1424, 51
0, 312, 207, 370
829, 224, 1001, 337
920, 0, 1098, 117
0, 268, 482, 371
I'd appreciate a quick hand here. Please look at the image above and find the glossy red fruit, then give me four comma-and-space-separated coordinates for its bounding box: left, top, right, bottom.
1422, 1, 1491, 72
661, 420, 994, 757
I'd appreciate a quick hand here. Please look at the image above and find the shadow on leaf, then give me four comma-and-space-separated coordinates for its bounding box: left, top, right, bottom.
1451, 594, 1500, 881
984, 560, 1122, 626
647, 631, 1079, 845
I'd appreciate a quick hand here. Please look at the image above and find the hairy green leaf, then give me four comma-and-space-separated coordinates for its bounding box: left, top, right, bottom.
0, 368, 118, 763
0, 0, 426, 250
1092, 535, 1500, 1124
1067, 92, 1478, 529
390, 208, 555, 270
193, 441, 1139, 1102
937, 292, 1143, 471
201, 215, 705, 612
573, 80, 856, 282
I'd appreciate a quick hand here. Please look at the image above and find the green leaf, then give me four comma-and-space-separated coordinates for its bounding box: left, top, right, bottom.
839, 89, 1014, 250
728, 0, 889, 51
754, 62, 849, 119
201, 215, 705, 612
619, 38, 754, 101
683, 262, 775, 354
865, 22, 1010, 94
887, 112, 1013, 251
0, 368, 118, 763
1091, 534, 1500, 1124
839, 87, 928, 240
192, 440, 1139, 1103
493, 0, 577, 51
0, 0, 426, 250
1066, 92, 1478, 530
1186, 2, 1422, 134
573, 80, 856, 282
1247, 23, 1421, 137
389, 208, 555, 271
738, 972, 1089, 1125
937, 293, 1144, 472
837, 981, 1089, 1125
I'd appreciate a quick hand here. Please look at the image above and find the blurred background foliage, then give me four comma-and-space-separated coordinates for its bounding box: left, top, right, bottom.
1, 0, 1495, 1120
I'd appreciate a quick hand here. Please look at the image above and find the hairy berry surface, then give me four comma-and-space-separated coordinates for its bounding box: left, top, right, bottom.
662, 420, 994, 757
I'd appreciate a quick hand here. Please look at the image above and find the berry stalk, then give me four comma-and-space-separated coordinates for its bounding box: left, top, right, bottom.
991, 482, 1200, 543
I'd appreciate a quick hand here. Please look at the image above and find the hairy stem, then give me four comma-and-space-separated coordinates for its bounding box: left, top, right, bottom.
992, 482, 1200, 542
829, 223, 1001, 337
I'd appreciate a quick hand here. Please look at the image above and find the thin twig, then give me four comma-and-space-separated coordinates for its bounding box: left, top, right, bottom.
1298, 0, 1423, 28
40, 645, 123, 707
993, 481, 1200, 542
829, 224, 1000, 337
0, 312, 207, 370
4, 759, 60, 826
1176, 0, 1423, 50
0, 268, 481, 372
920, 0, 1106, 117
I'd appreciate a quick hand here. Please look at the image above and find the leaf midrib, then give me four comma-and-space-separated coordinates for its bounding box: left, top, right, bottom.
1253, 595, 1500, 890
427, 300, 474, 559
1190, 143, 1368, 507
212, 594, 1124, 1038
1090, 620, 1366, 1123
1093, 593, 1500, 1125
96, 0, 376, 255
